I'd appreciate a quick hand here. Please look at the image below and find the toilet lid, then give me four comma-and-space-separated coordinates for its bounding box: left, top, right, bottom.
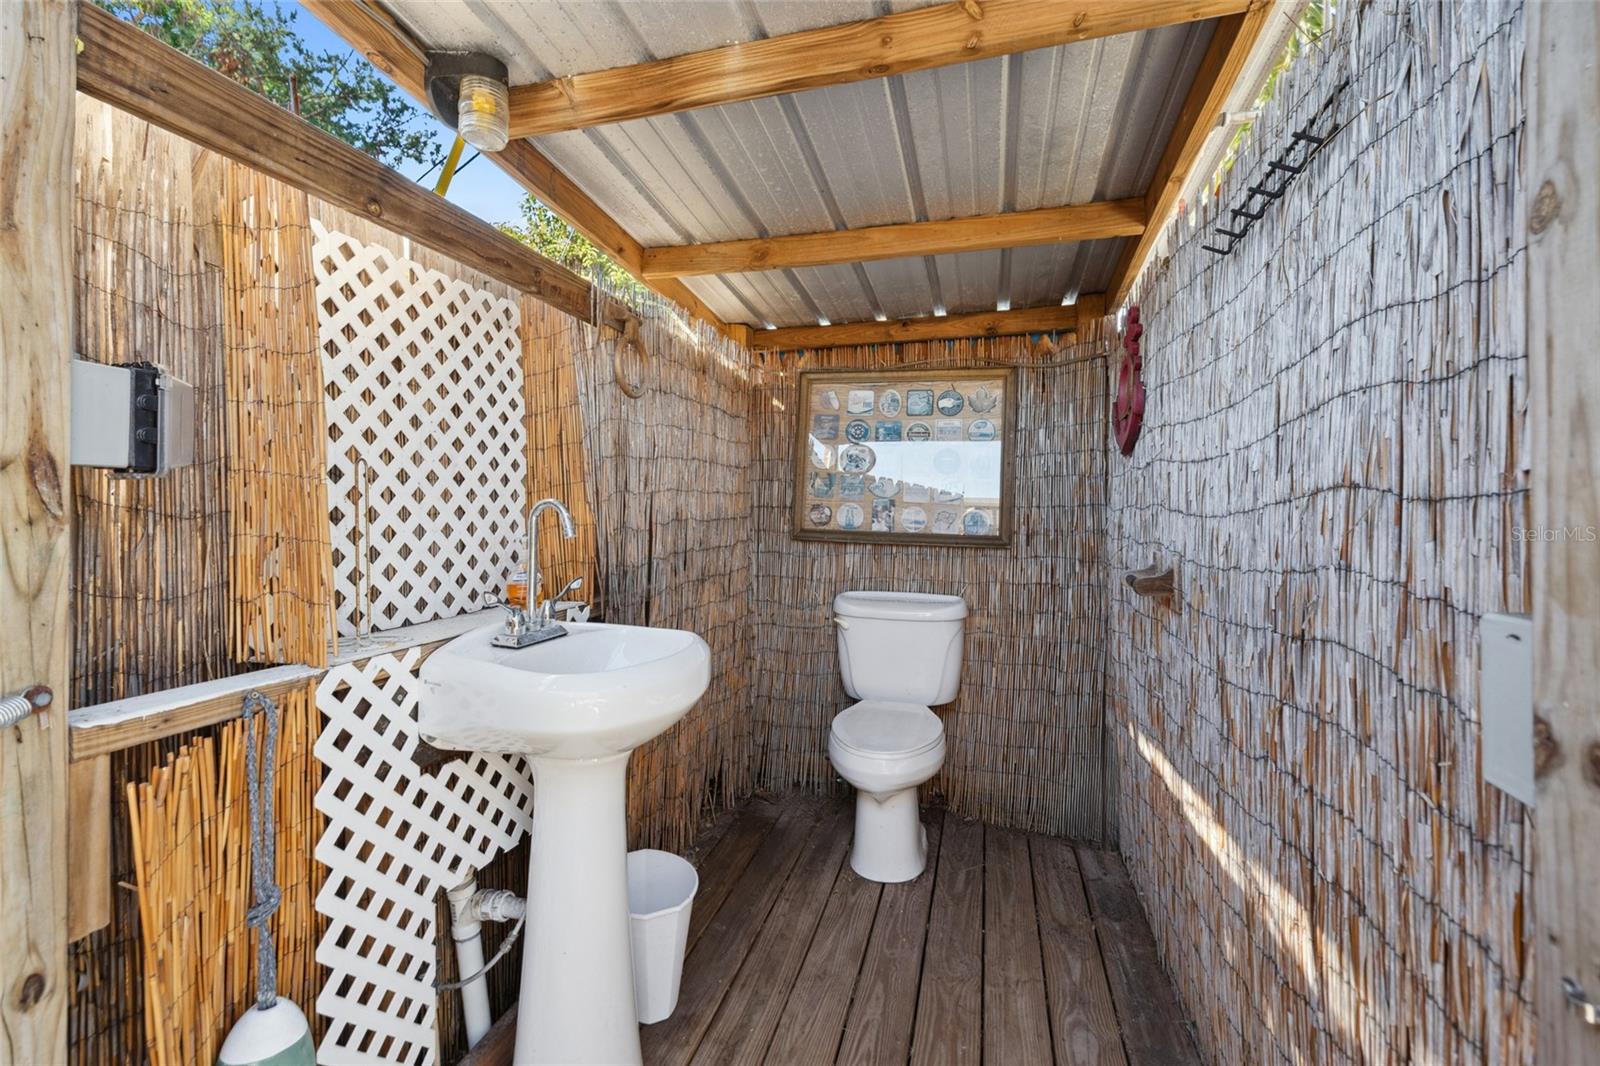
831, 701, 943, 757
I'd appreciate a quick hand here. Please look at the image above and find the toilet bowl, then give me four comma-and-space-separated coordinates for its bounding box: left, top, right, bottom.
828, 591, 966, 883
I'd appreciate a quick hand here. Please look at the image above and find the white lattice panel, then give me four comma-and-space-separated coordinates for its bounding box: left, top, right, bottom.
314, 220, 525, 635
313, 650, 533, 1065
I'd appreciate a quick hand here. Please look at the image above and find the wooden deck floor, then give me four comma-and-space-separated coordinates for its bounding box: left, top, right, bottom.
642, 792, 1199, 1066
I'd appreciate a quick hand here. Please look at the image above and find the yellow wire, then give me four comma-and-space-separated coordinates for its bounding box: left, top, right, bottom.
434, 135, 466, 196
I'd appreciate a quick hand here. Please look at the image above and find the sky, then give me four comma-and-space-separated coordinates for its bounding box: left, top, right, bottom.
282, 1, 532, 225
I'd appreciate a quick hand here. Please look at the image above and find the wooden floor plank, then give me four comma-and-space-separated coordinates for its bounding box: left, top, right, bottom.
831, 811, 942, 1066
461, 798, 1197, 1066
766, 834, 887, 1066
691, 800, 855, 1064
1076, 848, 1201, 1066
909, 812, 984, 1066
686, 794, 783, 953
642, 795, 827, 1066
1031, 836, 1128, 1066
983, 827, 1053, 1065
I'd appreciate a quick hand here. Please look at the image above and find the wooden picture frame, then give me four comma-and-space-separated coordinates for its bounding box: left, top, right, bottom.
791, 367, 1017, 546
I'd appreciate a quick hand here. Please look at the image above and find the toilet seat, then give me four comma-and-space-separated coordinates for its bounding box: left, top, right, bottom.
830, 700, 943, 758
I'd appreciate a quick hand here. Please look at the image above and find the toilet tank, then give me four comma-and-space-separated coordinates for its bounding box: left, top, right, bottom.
834, 591, 967, 705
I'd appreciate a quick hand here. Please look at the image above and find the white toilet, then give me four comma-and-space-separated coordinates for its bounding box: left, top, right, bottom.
828, 590, 966, 883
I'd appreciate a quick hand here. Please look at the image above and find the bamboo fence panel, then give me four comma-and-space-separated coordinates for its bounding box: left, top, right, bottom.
532, 282, 757, 852
1107, 2, 1531, 1063
123, 683, 325, 1066
218, 162, 333, 668
71, 95, 231, 705
750, 333, 1113, 841
68, 101, 334, 1063
522, 297, 599, 612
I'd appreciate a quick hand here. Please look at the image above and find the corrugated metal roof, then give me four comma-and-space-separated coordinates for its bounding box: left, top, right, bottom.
388, 1, 1217, 328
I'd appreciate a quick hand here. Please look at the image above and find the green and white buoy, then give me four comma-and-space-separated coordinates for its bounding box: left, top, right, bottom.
217, 691, 316, 1066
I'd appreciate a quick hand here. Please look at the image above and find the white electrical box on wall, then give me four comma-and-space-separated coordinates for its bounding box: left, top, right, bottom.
69, 358, 195, 475
1480, 612, 1534, 805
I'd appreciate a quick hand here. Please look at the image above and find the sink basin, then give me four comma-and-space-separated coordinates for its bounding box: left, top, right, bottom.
417, 621, 711, 1065
419, 621, 710, 757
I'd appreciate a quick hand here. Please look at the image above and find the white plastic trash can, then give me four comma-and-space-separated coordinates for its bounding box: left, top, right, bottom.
627, 849, 699, 1024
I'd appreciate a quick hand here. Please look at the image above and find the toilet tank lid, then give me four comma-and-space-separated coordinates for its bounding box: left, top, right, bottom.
834, 590, 968, 621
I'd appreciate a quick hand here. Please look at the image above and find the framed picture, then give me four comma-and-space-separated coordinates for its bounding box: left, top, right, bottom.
791, 367, 1016, 546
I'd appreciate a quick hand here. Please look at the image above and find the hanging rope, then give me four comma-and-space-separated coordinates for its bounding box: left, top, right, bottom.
242, 689, 283, 1012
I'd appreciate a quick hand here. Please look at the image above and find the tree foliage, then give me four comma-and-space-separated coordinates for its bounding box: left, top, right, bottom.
498, 199, 644, 297
98, 0, 439, 169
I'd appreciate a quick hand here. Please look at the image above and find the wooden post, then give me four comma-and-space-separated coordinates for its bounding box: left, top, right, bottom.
1528, 2, 1600, 1061
0, 0, 75, 1061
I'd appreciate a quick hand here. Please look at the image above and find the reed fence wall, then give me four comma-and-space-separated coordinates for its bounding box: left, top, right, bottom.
532, 287, 759, 852
1106, 2, 1532, 1061
69, 98, 332, 1065
71, 95, 231, 705
749, 334, 1113, 841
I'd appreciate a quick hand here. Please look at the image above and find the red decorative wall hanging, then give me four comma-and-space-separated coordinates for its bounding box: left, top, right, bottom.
1113, 305, 1146, 456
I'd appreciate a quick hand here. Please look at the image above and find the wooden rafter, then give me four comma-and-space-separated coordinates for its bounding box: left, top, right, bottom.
504, 0, 1252, 139
300, 0, 735, 336
641, 198, 1146, 278
1107, 3, 1277, 305
751, 300, 1105, 351
75, 3, 594, 322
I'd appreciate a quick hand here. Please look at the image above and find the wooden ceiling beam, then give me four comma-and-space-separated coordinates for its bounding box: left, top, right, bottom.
641, 198, 1145, 278
1107, 2, 1277, 306
750, 301, 1101, 351
75, 3, 594, 322
300, 0, 735, 336
505, 0, 1253, 139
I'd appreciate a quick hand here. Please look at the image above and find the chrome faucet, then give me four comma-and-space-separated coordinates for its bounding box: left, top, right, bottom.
490, 497, 579, 648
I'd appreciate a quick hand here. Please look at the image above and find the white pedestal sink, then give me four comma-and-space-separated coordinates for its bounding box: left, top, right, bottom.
418, 622, 710, 1065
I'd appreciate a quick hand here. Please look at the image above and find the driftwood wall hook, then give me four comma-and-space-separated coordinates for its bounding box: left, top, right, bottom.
1124, 564, 1175, 600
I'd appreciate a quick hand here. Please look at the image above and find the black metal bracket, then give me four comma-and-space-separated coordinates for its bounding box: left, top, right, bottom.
1202, 80, 1350, 258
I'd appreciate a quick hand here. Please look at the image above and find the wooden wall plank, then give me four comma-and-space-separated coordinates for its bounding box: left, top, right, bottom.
73, 3, 592, 322
1528, 1, 1600, 1061
66, 756, 111, 942
0, 0, 74, 1058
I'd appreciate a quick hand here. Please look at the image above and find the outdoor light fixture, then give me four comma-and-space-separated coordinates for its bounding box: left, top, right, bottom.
425, 51, 512, 152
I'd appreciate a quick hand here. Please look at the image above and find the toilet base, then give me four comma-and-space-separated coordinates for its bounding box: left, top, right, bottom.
849, 786, 927, 883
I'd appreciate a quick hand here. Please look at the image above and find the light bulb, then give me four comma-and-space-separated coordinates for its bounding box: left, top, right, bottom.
458, 73, 510, 152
